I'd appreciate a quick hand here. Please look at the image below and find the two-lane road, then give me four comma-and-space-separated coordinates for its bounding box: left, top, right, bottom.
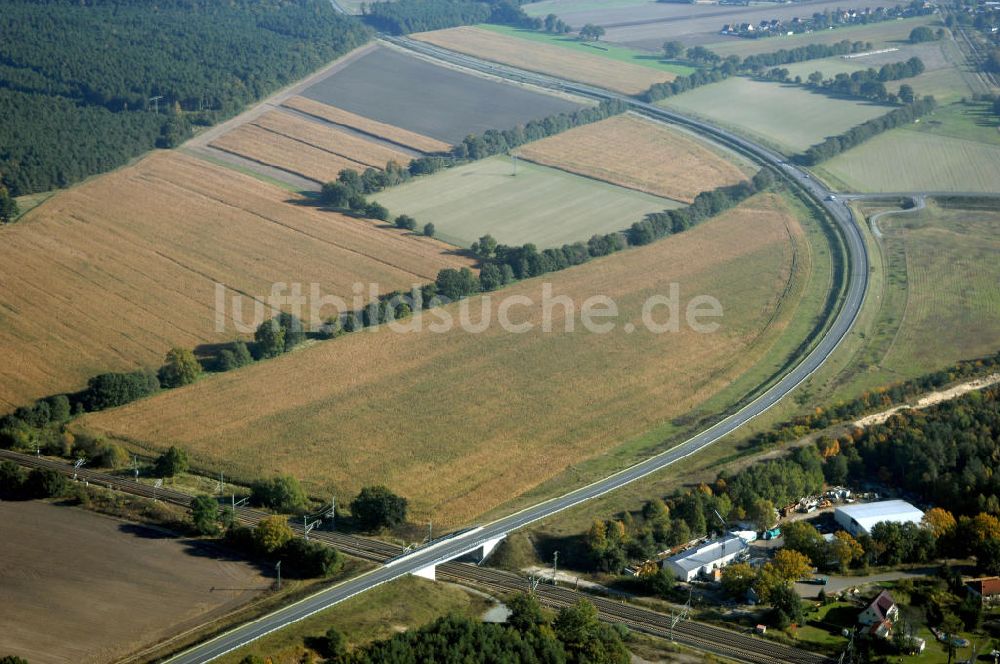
165, 41, 869, 663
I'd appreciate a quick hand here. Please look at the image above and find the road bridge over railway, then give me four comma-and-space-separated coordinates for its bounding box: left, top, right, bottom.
390, 528, 507, 580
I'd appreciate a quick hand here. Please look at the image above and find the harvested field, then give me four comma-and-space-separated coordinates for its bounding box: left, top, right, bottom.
661, 77, 893, 154
252, 110, 412, 169
372, 155, 681, 248
282, 96, 451, 154
412, 26, 676, 95
79, 193, 809, 528
816, 129, 1000, 193
300, 46, 584, 144
0, 501, 267, 664
0, 152, 472, 410
517, 112, 749, 203
210, 123, 366, 184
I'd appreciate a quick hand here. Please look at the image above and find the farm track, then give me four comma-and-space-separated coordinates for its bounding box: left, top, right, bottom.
0, 449, 832, 664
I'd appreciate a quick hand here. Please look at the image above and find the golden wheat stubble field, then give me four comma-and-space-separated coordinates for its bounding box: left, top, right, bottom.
282, 96, 452, 154
517, 113, 750, 204
209, 123, 369, 184
412, 26, 674, 96
0, 152, 472, 411
79, 193, 807, 528
252, 110, 413, 170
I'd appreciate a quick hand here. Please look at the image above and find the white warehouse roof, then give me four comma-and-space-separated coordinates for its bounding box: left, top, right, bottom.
834, 500, 924, 536
663, 535, 749, 581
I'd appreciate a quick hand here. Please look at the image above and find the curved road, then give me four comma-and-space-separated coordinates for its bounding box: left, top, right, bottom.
165, 41, 870, 663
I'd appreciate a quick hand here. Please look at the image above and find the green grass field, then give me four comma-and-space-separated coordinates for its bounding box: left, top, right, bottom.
660, 77, 893, 154
706, 16, 938, 58
478, 24, 695, 76
816, 124, 1000, 193
875, 201, 1000, 376
373, 155, 681, 247
802, 198, 1000, 405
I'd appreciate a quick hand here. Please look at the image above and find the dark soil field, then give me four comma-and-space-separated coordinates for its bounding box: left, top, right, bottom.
300, 46, 583, 144
0, 501, 268, 664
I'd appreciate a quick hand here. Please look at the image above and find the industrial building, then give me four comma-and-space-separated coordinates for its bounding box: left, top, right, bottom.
663, 534, 750, 582
834, 500, 924, 536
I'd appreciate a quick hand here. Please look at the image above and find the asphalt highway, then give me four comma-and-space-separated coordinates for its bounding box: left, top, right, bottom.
165, 41, 869, 663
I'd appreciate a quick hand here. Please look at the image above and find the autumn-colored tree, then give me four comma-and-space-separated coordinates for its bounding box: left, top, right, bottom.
818, 437, 840, 459
963, 513, 1000, 543
829, 531, 864, 572
721, 562, 756, 598
770, 549, 812, 582
923, 507, 957, 538
636, 560, 660, 579
254, 515, 293, 553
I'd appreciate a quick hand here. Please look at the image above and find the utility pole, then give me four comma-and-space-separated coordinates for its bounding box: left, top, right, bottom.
133, 455, 139, 482
511, 152, 518, 176
153, 478, 162, 502
148, 95, 163, 114
330, 495, 336, 529
428, 520, 432, 543
552, 551, 559, 584
218, 472, 224, 496
276, 560, 282, 591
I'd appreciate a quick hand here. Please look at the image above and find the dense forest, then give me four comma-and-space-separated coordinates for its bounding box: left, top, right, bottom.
0, 0, 371, 197
361, 0, 539, 33
840, 387, 1000, 516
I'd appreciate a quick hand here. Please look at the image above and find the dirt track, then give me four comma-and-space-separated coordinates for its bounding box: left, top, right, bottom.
0, 501, 267, 664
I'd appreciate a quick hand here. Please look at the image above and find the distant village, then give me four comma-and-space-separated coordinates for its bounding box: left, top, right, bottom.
720, 2, 937, 39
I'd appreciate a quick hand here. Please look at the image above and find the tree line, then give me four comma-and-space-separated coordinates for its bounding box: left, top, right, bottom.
639, 40, 924, 103
321, 595, 629, 664
791, 56, 926, 103
740, 40, 873, 71
795, 96, 937, 165
0, 0, 371, 197
361, 0, 542, 34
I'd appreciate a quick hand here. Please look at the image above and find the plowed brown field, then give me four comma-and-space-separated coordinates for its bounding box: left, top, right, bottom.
0, 152, 472, 410
79, 193, 808, 528
518, 113, 749, 203
282, 96, 452, 154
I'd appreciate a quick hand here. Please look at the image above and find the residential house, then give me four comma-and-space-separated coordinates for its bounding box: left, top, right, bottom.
858, 590, 898, 639
966, 577, 1000, 607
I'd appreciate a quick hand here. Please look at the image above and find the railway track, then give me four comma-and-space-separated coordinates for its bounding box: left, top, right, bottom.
2, 449, 833, 664
438, 564, 833, 664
